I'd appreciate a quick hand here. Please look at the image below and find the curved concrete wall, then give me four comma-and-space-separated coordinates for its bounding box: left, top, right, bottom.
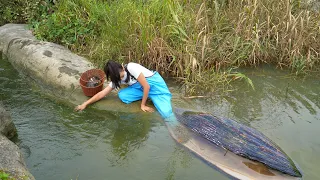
0, 24, 93, 92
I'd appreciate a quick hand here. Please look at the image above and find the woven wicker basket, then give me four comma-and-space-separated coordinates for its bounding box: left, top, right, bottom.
80, 69, 105, 97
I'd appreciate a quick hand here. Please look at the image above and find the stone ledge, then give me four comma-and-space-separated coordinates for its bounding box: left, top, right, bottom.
0, 104, 34, 180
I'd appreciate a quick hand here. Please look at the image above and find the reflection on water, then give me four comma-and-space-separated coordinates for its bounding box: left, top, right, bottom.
0, 58, 228, 180
165, 146, 193, 180
107, 113, 151, 166
243, 161, 275, 176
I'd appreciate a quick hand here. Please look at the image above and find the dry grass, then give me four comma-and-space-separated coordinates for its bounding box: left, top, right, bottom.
28, 0, 320, 95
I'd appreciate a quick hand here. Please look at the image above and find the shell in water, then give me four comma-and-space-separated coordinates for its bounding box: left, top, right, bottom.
173, 108, 302, 178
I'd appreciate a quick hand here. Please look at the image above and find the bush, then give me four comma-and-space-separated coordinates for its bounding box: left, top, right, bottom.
0, 0, 55, 26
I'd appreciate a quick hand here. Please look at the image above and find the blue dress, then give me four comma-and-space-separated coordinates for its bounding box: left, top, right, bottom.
118, 71, 173, 119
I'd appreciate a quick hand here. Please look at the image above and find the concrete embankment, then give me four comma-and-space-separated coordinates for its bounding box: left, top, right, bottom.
0, 104, 35, 180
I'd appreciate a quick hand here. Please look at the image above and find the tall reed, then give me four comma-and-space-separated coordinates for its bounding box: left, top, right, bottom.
27, 0, 319, 95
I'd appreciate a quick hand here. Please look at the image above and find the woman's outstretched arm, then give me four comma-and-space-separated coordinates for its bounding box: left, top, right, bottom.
75, 85, 113, 111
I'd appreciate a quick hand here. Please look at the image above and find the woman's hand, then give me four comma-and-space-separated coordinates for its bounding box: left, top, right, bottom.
74, 86, 113, 112
141, 104, 154, 113
75, 104, 87, 111
136, 73, 154, 113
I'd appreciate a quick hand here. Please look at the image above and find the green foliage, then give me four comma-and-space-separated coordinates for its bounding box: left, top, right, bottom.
30, 0, 89, 47
228, 72, 255, 91
0, 0, 55, 26
0, 172, 9, 180
0, 0, 24, 25
31, 10, 95, 50
4, 0, 319, 95
0, 170, 14, 180
291, 55, 307, 75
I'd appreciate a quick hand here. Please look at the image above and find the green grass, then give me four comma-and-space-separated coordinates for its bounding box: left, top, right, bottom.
0, 170, 14, 180
2, 0, 320, 95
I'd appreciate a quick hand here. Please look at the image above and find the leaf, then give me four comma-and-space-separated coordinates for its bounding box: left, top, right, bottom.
228, 73, 255, 90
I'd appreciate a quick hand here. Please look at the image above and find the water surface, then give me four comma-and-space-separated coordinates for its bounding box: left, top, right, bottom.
1, 58, 319, 180
187, 65, 320, 180
0, 58, 227, 180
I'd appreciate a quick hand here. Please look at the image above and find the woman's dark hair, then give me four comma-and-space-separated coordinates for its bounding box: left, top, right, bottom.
104, 60, 123, 89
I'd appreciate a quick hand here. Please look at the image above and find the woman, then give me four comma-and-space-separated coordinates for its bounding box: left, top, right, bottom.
75, 60, 173, 119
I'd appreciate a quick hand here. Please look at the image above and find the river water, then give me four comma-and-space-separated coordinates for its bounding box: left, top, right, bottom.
1, 58, 319, 180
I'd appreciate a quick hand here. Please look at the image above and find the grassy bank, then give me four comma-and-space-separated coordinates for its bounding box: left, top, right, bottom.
1, 0, 319, 95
